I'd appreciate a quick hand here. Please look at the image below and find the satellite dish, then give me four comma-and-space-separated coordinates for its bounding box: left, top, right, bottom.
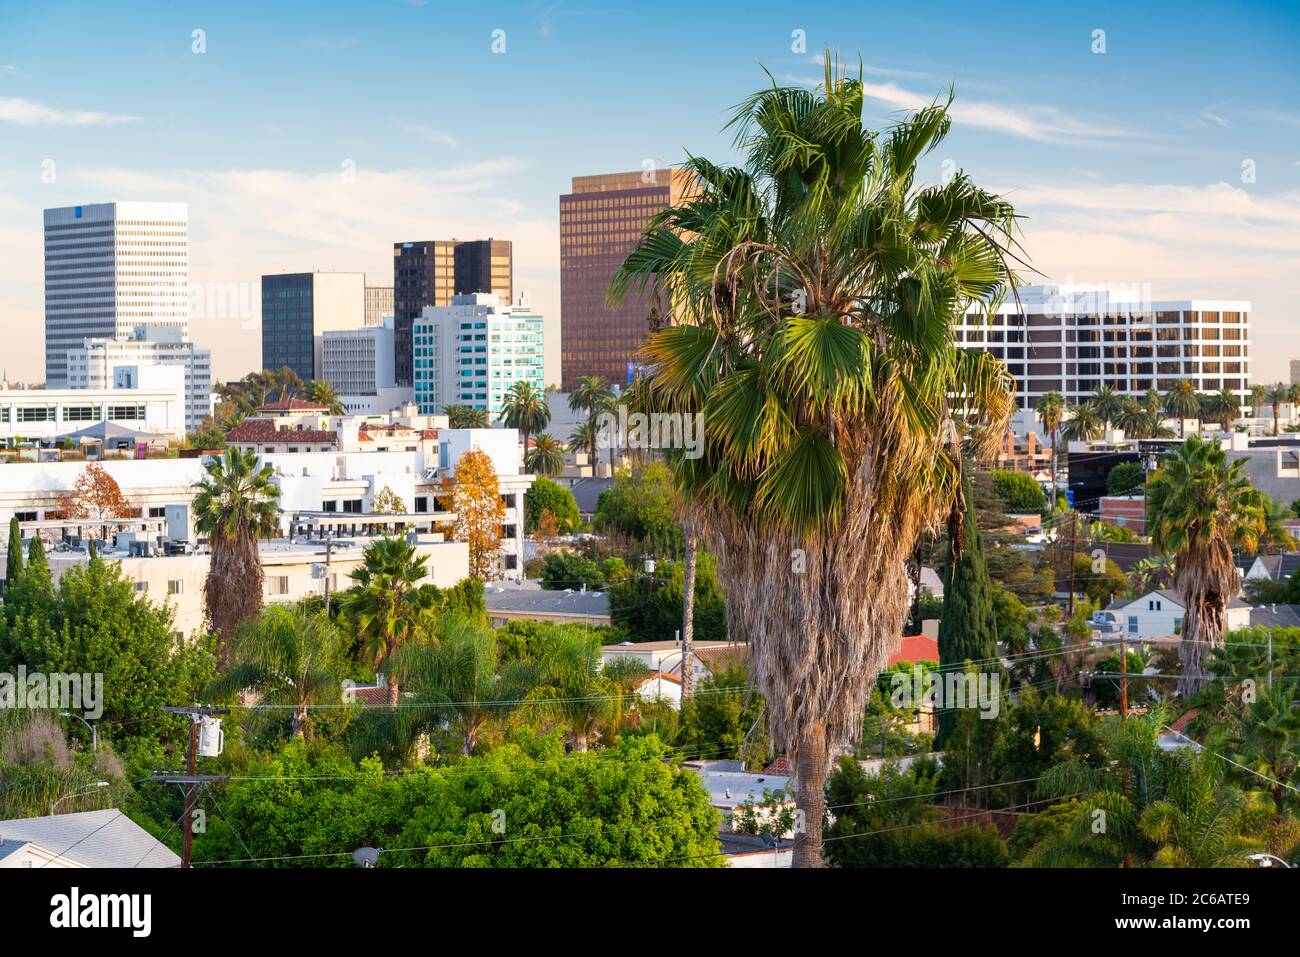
352, 847, 382, 868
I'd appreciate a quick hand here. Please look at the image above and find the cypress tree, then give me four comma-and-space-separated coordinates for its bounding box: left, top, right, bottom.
25, 534, 52, 593
4, 517, 22, 590
934, 471, 999, 749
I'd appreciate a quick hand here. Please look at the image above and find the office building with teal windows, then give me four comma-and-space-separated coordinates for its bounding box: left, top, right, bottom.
413, 293, 545, 419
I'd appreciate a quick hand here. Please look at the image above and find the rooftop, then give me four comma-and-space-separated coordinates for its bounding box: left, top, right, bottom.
484, 580, 610, 618
0, 809, 180, 868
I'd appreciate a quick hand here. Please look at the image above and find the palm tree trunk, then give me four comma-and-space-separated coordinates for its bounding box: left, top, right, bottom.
388, 671, 400, 709
292, 704, 308, 738
1177, 597, 1226, 697
792, 724, 828, 868
681, 518, 697, 700
571, 728, 589, 752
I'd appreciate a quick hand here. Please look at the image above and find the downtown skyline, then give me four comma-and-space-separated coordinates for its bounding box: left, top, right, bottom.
0, 0, 1297, 384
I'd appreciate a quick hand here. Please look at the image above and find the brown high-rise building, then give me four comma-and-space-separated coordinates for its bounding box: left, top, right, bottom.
560, 169, 693, 391
392, 238, 512, 385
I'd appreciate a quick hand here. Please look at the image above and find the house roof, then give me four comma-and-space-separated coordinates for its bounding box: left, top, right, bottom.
888, 634, 939, 667
569, 477, 615, 514
255, 398, 330, 413
225, 419, 339, 445
1251, 554, 1300, 580
1110, 588, 1253, 613
485, 582, 610, 618
918, 566, 944, 598
693, 643, 749, 673
1245, 604, 1300, 629
602, 639, 735, 653
0, 809, 180, 868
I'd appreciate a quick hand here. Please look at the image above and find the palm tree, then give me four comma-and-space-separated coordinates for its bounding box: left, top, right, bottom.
339, 536, 437, 708
569, 375, 616, 468
1035, 391, 1065, 511
207, 604, 348, 737
443, 404, 490, 429
392, 616, 529, 756
1249, 383, 1268, 421
1090, 385, 1123, 428
531, 630, 618, 752
568, 420, 600, 466
1147, 435, 1267, 696
1267, 382, 1288, 436
192, 448, 281, 665
1227, 685, 1300, 819
306, 379, 345, 415
610, 65, 1019, 866
498, 381, 551, 454
525, 433, 566, 476
1163, 379, 1200, 437
1061, 401, 1104, 443
1203, 388, 1241, 431
1114, 397, 1147, 438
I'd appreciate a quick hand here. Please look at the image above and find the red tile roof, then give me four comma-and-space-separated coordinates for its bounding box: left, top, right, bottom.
348, 685, 391, 707
763, 755, 791, 775
1169, 709, 1199, 734
255, 398, 331, 413
225, 419, 339, 445
888, 634, 939, 667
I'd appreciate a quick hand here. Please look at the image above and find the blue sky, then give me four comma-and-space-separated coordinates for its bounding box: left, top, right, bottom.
1, 0, 1297, 382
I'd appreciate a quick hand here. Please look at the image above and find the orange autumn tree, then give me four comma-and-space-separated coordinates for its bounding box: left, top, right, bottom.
450, 447, 507, 581
58, 462, 135, 532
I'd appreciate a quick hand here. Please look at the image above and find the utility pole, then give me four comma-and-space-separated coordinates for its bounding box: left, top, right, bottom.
1120, 636, 1132, 869
154, 704, 229, 869
1067, 511, 1079, 619
322, 533, 334, 614
680, 517, 697, 701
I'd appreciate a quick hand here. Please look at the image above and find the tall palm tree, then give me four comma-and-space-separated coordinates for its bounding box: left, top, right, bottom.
567, 420, 600, 466
610, 65, 1019, 865
1249, 383, 1268, 420
1035, 391, 1065, 511
192, 448, 281, 665
1061, 401, 1104, 443
569, 375, 617, 468
1114, 397, 1148, 438
1203, 388, 1242, 431
207, 604, 348, 737
1090, 385, 1123, 428
498, 381, 551, 454
1266, 382, 1288, 437
1147, 435, 1267, 696
307, 379, 346, 415
525, 433, 566, 477
1163, 379, 1200, 438
443, 404, 490, 429
340, 536, 437, 708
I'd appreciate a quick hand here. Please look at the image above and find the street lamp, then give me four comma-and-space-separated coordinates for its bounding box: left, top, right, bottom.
643, 555, 656, 576
59, 711, 97, 760
50, 781, 109, 816
1246, 853, 1292, 868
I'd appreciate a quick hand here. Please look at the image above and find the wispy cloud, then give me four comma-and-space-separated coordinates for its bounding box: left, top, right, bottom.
1201, 111, 1230, 128
781, 75, 1140, 145
397, 122, 458, 148
0, 65, 17, 78
0, 96, 139, 126
809, 53, 934, 80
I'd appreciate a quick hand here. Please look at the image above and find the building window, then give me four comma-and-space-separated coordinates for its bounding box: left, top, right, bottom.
1128, 616, 1138, 634
167, 579, 184, 595
134, 581, 149, 593
268, 575, 290, 596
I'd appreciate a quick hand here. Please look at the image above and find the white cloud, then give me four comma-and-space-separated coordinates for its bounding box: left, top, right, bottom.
780, 75, 1140, 145
1201, 111, 1230, 128
0, 96, 139, 126
397, 123, 458, 148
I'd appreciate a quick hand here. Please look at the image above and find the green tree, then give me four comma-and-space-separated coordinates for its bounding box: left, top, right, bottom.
306, 379, 346, 415
1148, 435, 1267, 695
538, 550, 605, 591
443, 404, 490, 429
339, 536, 437, 708
524, 433, 565, 477
568, 376, 615, 466
1090, 385, 1124, 427
609, 552, 728, 644
1061, 401, 1104, 442
1035, 391, 1065, 511
529, 630, 618, 752
1107, 461, 1146, 497
4, 516, 21, 592
207, 604, 349, 738
498, 381, 550, 453
592, 461, 683, 556
676, 667, 768, 768
1163, 379, 1201, 437
990, 469, 1047, 513
611, 67, 1019, 866
192, 447, 281, 664
936, 474, 999, 748
568, 420, 600, 465
524, 477, 581, 533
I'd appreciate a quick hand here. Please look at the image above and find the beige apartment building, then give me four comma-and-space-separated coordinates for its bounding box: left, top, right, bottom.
559, 169, 695, 391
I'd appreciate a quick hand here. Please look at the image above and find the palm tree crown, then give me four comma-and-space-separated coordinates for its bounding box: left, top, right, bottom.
610, 62, 1019, 865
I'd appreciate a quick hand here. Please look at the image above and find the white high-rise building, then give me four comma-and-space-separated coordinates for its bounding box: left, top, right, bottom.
413, 293, 545, 418
65, 327, 213, 431
44, 202, 189, 387
954, 284, 1251, 411
322, 317, 396, 397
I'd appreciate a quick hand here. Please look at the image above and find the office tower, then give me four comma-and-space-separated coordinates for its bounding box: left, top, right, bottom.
365, 285, 394, 327
413, 293, 544, 418
260, 271, 365, 381
559, 169, 694, 391
65, 327, 212, 431
44, 202, 189, 387
392, 239, 512, 386
322, 317, 397, 397
1289, 358, 1300, 387
953, 284, 1251, 411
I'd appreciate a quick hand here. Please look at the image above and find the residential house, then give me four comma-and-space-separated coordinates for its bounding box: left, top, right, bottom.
0, 809, 180, 868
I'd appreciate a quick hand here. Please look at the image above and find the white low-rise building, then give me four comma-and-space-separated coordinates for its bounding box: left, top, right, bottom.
0, 384, 187, 447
